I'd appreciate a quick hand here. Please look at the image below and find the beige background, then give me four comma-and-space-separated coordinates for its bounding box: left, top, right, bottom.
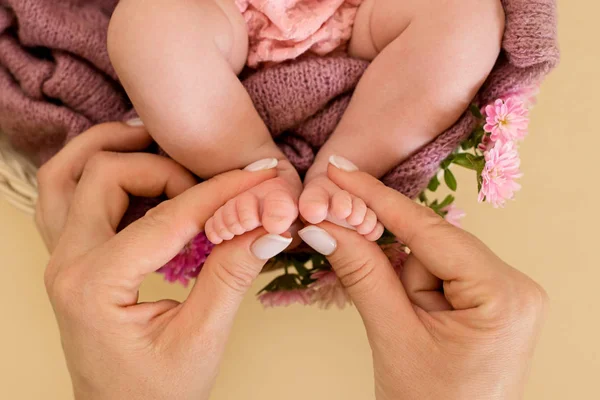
0, 1, 598, 398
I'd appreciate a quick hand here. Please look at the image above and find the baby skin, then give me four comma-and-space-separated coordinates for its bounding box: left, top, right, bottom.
108, 0, 505, 244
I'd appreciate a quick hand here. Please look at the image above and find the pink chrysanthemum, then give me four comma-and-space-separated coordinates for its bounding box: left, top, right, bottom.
478, 141, 523, 208
310, 270, 352, 309
484, 98, 529, 143
442, 204, 466, 228
157, 233, 214, 286
258, 289, 314, 308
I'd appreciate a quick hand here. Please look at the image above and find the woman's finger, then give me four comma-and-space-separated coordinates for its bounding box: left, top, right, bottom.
179, 229, 291, 341
36, 122, 152, 248
299, 223, 421, 336
91, 167, 277, 290
401, 255, 452, 312
327, 163, 500, 282
58, 151, 197, 258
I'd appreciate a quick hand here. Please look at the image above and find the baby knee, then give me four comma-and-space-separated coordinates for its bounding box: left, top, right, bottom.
108, 0, 248, 74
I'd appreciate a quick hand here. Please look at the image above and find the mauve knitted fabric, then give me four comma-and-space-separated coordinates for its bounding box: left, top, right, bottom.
0, 0, 559, 204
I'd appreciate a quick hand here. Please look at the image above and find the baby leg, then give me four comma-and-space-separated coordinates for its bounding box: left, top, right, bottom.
108, 0, 302, 243
300, 0, 505, 234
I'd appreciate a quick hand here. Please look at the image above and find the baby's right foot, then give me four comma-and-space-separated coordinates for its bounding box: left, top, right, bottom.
205, 159, 303, 244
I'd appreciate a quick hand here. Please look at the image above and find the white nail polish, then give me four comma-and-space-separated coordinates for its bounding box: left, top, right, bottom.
251, 234, 293, 260
125, 117, 144, 127
298, 226, 337, 256
244, 158, 278, 172
329, 155, 358, 172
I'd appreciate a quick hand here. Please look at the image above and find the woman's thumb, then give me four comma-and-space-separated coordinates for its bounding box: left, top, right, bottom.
299, 223, 419, 332
182, 229, 292, 335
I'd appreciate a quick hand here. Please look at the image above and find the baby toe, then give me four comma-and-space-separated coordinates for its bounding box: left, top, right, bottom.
262, 189, 298, 234
213, 208, 235, 241
330, 190, 353, 220
222, 199, 245, 236
236, 192, 261, 232
364, 222, 385, 242
299, 184, 330, 224
205, 217, 223, 245
356, 209, 378, 236
346, 197, 367, 226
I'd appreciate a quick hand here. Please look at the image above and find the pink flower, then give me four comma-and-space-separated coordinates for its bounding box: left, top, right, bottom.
478, 141, 523, 208
310, 270, 352, 309
477, 132, 493, 152
442, 204, 466, 228
158, 233, 214, 286
258, 289, 313, 308
484, 98, 529, 143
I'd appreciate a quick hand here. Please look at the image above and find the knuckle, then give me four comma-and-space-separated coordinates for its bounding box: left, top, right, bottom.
82, 151, 119, 180
521, 280, 549, 316
36, 161, 58, 186
333, 255, 377, 291
212, 259, 256, 294
142, 200, 189, 240
406, 206, 448, 243
46, 268, 80, 310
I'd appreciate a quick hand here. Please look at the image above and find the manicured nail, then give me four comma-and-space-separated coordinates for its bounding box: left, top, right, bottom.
125, 117, 144, 127
244, 158, 278, 172
251, 234, 293, 260
329, 155, 358, 172
298, 226, 337, 256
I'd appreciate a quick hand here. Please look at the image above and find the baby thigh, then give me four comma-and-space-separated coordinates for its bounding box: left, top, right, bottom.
108, 0, 272, 177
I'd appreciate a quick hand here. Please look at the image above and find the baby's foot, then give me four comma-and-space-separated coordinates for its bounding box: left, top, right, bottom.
205, 159, 302, 244
299, 174, 384, 241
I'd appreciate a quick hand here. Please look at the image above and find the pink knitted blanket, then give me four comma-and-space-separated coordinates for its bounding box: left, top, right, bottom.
0, 0, 558, 203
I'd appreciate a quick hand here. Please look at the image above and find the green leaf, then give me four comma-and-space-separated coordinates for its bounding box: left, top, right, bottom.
418, 191, 428, 204
293, 260, 310, 277
473, 127, 486, 145
452, 153, 485, 171
477, 170, 483, 194
469, 104, 484, 119
440, 156, 453, 170
438, 194, 455, 209
427, 175, 440, 192
444, 169, 457, 191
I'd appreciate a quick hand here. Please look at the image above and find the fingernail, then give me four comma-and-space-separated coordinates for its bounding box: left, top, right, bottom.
244, 158, 278, 172
125, 117, 144, 127
251, 234, 293, 260
298, 226, 337, 256
329, 155, 358, 172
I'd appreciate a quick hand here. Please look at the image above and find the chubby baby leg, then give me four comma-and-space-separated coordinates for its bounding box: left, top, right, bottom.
300, 0, 505, 236
108, 0, 302, 243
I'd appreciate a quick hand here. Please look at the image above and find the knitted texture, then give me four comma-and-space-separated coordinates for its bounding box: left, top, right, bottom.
0, 0, 559, 208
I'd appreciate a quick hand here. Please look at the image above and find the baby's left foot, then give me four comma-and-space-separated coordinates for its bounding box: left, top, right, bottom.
299, 174, 384, 241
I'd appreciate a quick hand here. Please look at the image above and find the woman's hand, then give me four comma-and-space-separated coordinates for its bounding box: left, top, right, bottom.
299, 159, 548, 400
35, 122, 291, 400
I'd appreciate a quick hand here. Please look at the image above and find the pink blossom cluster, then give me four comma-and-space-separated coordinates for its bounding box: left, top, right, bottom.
478, 86, 537, 208
157, 233, 214, 286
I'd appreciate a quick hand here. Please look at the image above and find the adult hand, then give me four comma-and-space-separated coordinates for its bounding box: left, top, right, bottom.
35, 122, 292, 400
298, 157, 548, 400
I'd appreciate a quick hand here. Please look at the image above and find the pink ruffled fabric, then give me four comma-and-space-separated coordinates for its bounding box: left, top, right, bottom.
236, 0, 363, 67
